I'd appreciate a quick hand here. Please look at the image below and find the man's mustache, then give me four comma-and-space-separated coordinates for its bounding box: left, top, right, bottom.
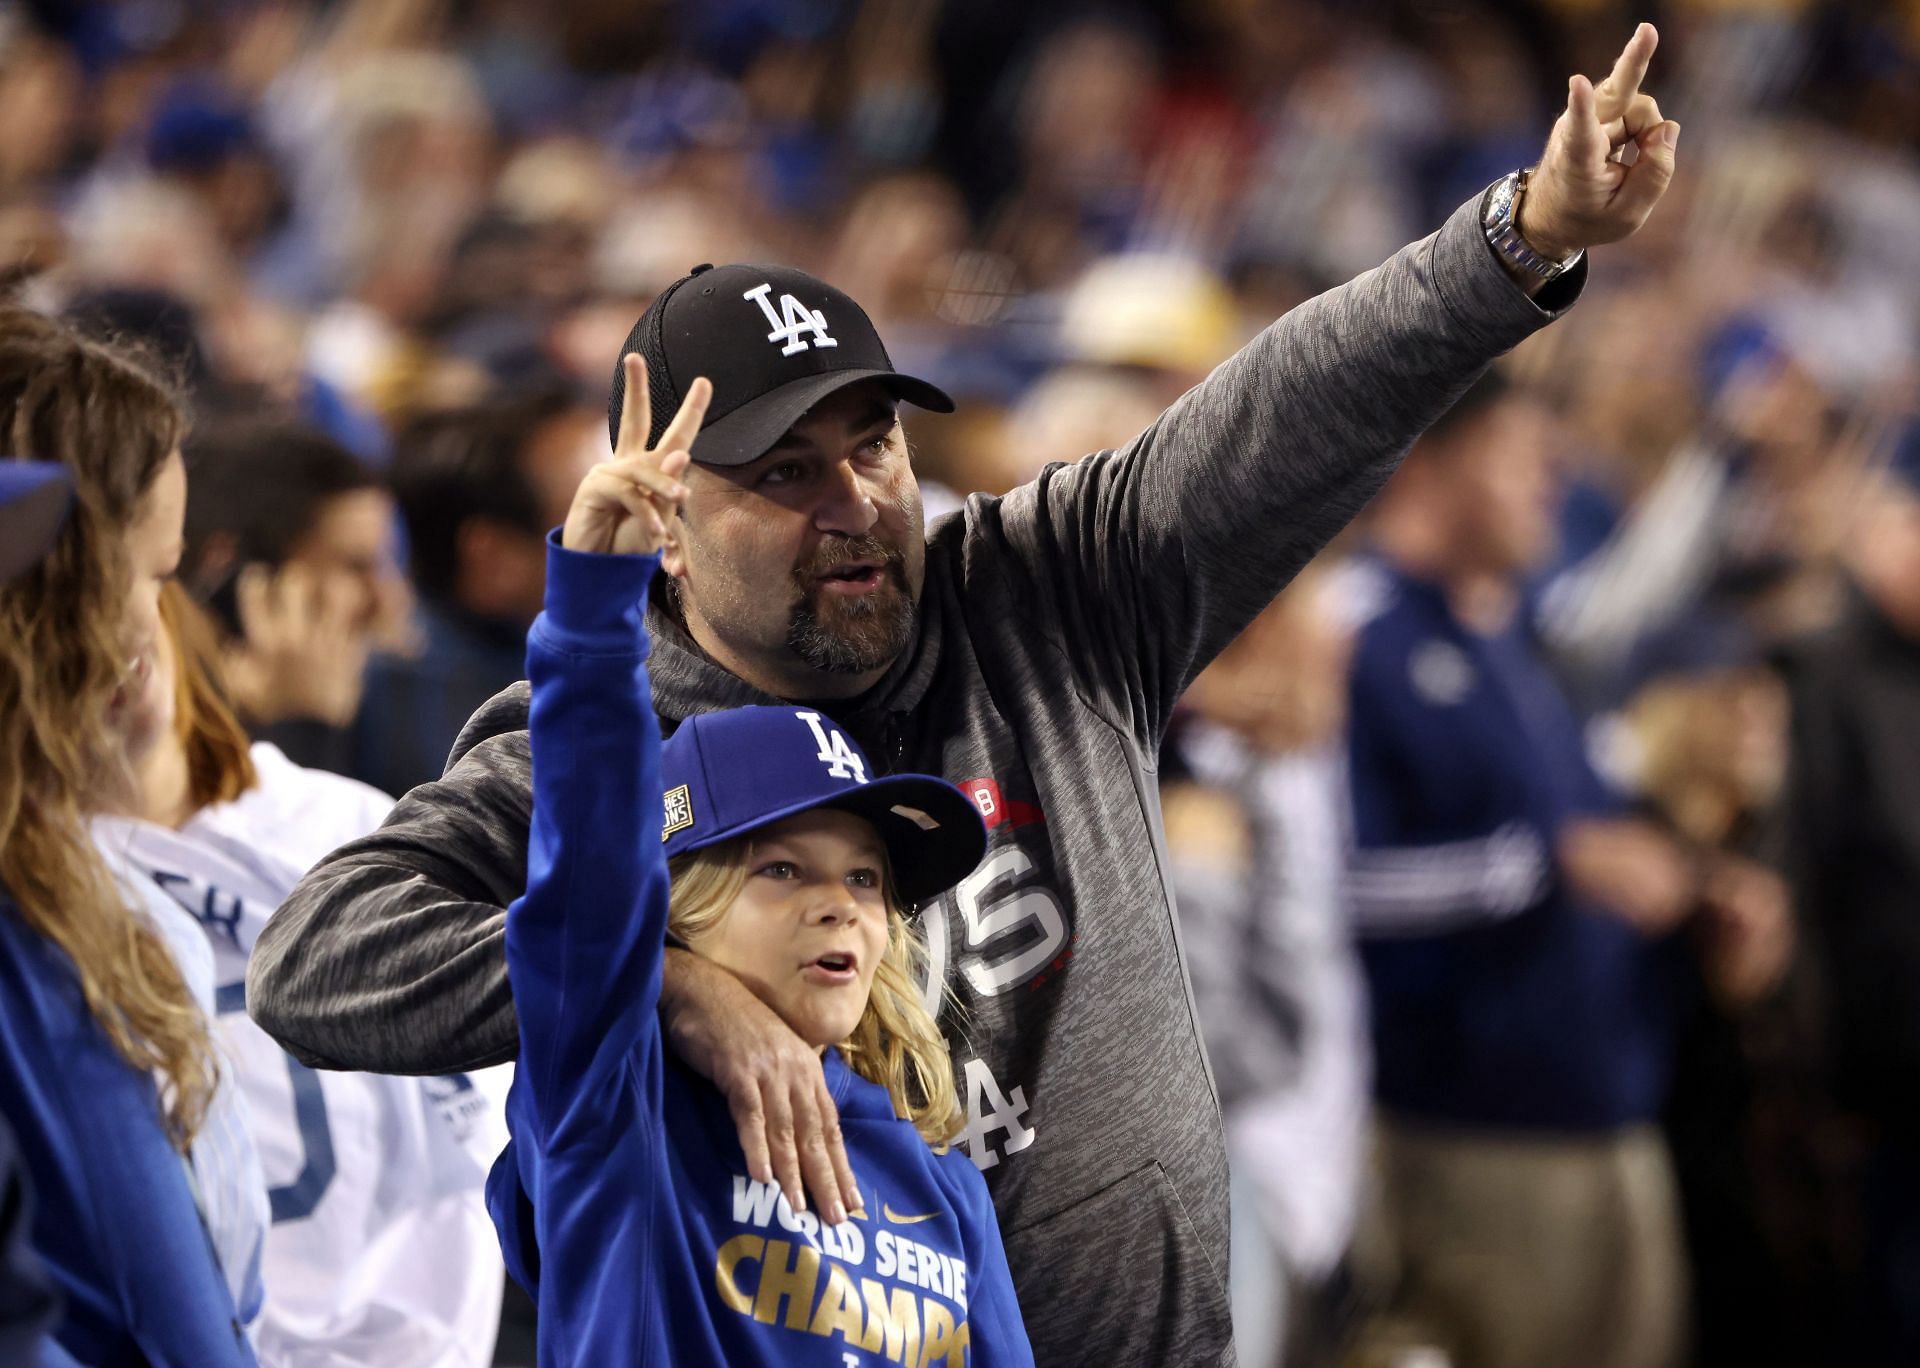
791, 535, 906, 585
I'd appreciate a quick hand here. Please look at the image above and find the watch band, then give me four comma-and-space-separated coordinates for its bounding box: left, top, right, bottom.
1484, 169, 1583, 282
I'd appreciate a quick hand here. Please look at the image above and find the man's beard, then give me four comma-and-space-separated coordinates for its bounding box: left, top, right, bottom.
786, 534, 916, 675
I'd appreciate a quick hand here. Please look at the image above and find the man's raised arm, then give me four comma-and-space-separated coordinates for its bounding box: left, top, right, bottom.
980, 24, 1679, 744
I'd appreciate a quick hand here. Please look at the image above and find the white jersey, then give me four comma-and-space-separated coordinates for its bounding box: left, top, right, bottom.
97, 841, 270, 1334
95, 743, 509, 1368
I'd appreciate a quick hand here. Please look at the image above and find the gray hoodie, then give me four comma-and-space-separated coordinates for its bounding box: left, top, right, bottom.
248, 191, 1577, 1366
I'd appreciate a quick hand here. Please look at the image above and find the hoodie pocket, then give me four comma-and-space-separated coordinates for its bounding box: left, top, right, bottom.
1002, 1159, 1234, 1366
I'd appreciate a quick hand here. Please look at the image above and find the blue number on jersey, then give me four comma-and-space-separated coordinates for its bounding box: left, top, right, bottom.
215, 982, 337, 1223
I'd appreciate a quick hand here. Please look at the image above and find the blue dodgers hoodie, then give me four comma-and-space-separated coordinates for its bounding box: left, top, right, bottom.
486, 538, 1032, 1368
1344, 559, 1676, 1131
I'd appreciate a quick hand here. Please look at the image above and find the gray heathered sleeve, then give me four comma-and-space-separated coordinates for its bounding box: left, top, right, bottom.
980, 189, 1580, 745
246, 727, 531, 1073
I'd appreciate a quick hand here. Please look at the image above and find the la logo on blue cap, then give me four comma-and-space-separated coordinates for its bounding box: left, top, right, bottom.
795, 711, 867, 783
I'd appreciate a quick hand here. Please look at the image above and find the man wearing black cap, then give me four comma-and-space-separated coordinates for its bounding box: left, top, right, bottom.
253, 28, 1678, 1364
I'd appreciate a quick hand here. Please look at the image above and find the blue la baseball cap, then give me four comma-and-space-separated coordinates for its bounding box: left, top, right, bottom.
0, 461, 73, 584
660, 706, 986, 908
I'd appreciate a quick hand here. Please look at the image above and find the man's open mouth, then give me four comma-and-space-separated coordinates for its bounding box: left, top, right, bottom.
815, 561, 886, 592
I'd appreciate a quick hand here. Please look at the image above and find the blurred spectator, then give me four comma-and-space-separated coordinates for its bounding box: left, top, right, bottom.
1342, 374, 1703, 1368
95, 585, 511, 1368
143, 77, 288, 265
960, 365, 1163, 497
182, 417, 403, 777
354, 388, 600, 796
1537, 308, 1872, 713
1780, 433, 1920, 1366
1614, 618, 1836, 1367
0, 30, 81, 199
1164, 563, 1368, 1368
1058, 253, 1243, 399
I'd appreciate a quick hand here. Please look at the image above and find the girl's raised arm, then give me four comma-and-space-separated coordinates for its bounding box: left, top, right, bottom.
504, 359, 707, 1144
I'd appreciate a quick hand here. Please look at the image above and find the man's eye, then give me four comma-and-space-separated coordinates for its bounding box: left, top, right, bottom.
760, 462, 804, 487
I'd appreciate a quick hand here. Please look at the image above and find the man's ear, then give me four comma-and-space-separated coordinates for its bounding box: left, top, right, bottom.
660, 524, 688, 582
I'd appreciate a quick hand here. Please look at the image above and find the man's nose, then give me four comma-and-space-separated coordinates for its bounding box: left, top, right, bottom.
814, 462, 878, 537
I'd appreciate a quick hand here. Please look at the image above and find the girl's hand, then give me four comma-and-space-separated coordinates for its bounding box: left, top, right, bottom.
561, 354, 710, 557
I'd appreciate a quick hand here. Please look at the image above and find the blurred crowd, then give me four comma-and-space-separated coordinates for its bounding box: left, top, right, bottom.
2, 0, 1917, 1364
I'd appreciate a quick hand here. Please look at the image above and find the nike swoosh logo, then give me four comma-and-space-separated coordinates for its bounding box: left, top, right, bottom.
883, 1203, 941, 1225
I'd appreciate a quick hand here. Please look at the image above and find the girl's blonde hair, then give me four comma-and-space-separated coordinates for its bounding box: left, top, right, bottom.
668, 836, 962, 1148
0, 305, 217, 1150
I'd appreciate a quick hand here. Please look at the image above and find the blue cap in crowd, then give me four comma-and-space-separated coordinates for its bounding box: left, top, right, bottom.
0, 461, 73, 584
146, 80, 260, 174
660, 706, 986, 908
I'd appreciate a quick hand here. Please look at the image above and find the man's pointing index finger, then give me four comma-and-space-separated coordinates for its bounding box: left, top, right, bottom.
1598, 22, 1658, 110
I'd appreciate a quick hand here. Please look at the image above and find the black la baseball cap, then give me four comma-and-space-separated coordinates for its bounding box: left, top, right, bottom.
609, 263, 954, 467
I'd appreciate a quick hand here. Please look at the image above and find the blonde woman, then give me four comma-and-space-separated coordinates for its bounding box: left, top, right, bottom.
486, 358, 1033, 1366
93, 583, 512, 1368
0, 306, 263, 1364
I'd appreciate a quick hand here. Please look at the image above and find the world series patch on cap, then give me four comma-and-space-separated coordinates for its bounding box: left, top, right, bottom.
609, 263, 955, 467
660, 706, 986, 909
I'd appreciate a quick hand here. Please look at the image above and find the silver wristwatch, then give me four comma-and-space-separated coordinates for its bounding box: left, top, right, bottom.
1484, 169, 1583, 282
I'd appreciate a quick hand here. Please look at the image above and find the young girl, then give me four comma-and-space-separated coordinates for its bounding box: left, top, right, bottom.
0, 306, 264, 1363
487, 358, 1034, 1366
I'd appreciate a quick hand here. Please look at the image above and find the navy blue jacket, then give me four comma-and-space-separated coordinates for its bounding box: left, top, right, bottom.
486, 540, 1032, 1366
1345, 558, 1675, 1131
0, 901, 254, 1366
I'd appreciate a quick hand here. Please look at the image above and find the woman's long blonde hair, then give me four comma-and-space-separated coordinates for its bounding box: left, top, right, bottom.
668, 838, 962, 1148
0, 305, 217, 1150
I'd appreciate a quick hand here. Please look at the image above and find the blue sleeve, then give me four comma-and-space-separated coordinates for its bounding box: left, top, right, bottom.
958, 1168, 1035, 1366
504, 536, 671, 1147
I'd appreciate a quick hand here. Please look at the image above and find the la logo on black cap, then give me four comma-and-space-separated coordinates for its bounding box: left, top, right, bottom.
742, 283, 839, 358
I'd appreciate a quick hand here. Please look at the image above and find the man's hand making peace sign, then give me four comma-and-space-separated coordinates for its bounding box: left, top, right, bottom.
1516, 22, 1680, 265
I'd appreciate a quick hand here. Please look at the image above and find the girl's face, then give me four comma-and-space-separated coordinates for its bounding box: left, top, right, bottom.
108, 450, 186, 762
687, 808, 893, 1050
